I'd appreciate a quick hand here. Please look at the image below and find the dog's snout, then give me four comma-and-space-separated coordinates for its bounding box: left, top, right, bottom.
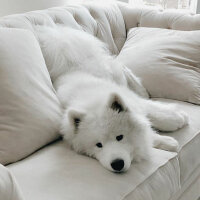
111, 159, 124, 172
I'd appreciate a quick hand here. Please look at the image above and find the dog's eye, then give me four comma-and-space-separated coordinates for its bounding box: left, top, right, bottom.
96, 142, 103, 148
116, 135, 123, 141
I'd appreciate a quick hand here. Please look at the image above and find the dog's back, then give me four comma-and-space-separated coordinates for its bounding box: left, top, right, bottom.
35, 26, 130, 104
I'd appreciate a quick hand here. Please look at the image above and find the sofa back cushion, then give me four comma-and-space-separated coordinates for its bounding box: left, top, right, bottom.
117, 27, 200, 104
0, 28, 61, 165
0, 2, 126, 55
118, 3, 200, 31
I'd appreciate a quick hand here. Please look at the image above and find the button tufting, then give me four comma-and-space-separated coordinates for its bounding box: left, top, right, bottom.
1, 3, 199, 56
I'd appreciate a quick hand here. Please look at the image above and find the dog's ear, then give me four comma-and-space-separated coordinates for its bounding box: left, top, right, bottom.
68, 109, 85, 132
108, 93, 128, 113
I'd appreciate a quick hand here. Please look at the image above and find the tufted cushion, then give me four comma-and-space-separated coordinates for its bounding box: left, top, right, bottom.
118, 2, 200, 31
1, 2, 200, 56
0, 2, 126, 55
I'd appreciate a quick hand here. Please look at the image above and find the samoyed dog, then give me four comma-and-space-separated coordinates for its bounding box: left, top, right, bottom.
36, 26, 188, 173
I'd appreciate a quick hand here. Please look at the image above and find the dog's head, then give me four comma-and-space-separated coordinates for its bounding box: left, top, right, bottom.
61, 93, 153, 172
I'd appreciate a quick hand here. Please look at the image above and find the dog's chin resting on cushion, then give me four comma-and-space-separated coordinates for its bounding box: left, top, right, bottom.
36, 26, 189, 173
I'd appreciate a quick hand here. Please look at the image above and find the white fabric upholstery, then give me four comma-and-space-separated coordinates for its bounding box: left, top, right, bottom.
1, 2, 200, 55
153, 99, 200, 187
118, 3, 200, 31
0, 164, 24, 200
171, 167, 200, 200
0, 2, 199, 200
8, 140, 179, 200
7, 99, 200, 200
117, 27, 200, 104
0, 2, 126, 55
0, 28, 61, 165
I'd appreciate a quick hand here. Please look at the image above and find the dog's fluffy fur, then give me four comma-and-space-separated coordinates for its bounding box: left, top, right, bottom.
35, 26, 188, 172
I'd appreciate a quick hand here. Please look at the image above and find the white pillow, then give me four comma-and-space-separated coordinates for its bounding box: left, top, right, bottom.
0, 28, 62, 165
117, 27, 200, 104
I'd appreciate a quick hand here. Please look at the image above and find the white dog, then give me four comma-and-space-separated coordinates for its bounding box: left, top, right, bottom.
36, 26, 188, 172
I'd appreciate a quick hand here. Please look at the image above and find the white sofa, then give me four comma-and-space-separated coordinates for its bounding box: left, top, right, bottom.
0, 2, 200, 200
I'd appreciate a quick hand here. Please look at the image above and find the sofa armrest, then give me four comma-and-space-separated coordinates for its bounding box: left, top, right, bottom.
117, 2, 200, 31
0, 164, 24, 200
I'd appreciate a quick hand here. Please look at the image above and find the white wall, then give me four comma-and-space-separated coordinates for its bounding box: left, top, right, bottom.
0, 0, 69, 17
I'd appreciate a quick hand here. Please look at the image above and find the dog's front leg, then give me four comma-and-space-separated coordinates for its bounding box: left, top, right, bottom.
146, 100, 188, 132
152, 133, 179, 152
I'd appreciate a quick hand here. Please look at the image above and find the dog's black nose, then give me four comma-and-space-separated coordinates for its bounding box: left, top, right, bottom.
111, 159, 124, 172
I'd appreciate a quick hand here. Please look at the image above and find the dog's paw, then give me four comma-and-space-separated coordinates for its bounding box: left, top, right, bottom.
154, 136, 179, 152
167, 111, 188, 131
156, 111, 189, 132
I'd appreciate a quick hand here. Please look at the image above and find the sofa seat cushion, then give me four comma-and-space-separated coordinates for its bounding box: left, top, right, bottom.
0, 164, 24, 200
8, 140, 179, 200
155, 99, 200, 185
8, 99, 200, 200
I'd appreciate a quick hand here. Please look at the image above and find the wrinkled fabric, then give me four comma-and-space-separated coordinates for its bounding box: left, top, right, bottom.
0, 28, 62, 165
156, 99, 200, 185
117, 27, 200, 104
0, 2, 126, 55
8, 140, 178, 200
0, 2, 199, 200
118, 3, 200, 31
0, 164, 24, 200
